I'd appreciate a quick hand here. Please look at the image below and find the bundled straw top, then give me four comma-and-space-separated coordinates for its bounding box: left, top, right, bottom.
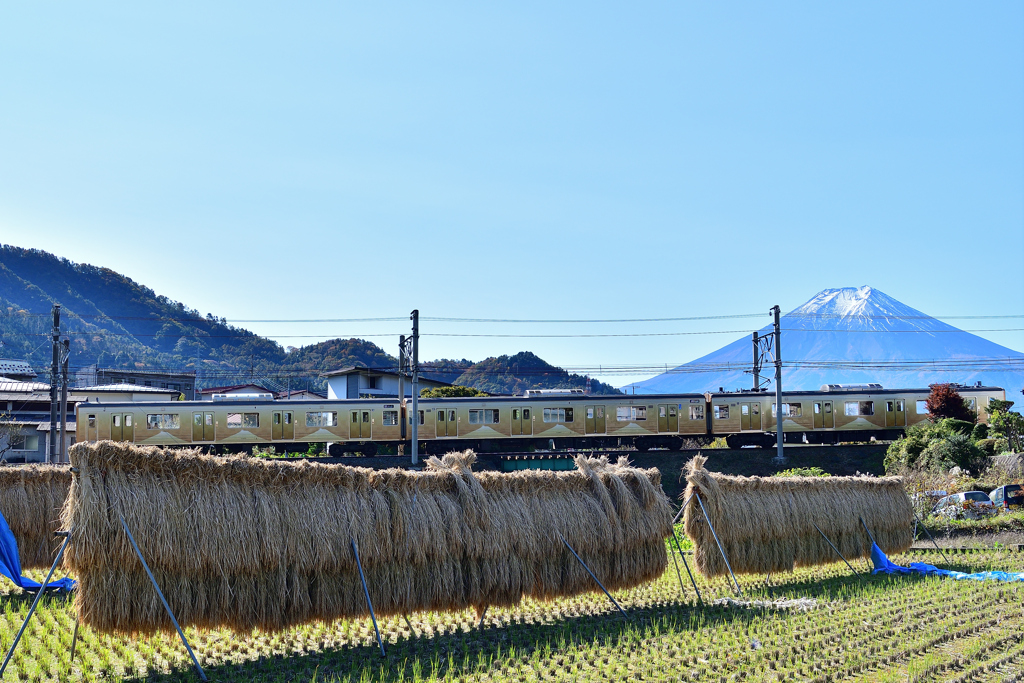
682, 455, 913, 577
64, 442, 673, 633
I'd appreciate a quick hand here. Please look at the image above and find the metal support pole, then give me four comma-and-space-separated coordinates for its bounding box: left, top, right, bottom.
752, 331, 760, 391
694, 492, 742, 596
559, 533, 628, 619
670, 528, 703, 605
811, 522, 862, 579
403, 614, 417, 638
859, 516, 877, 547
69, 617, 79, 662
673, 492, 693, 525
352, 538, 386, 657
120, 517, 207, 681
912, 511, 951, 566
772, 305, 783, 461
667, 532, 687, 598
398, 335, 407, 443
48, 304, 60, 463
477, 606, 488, 630
0, 532, 71, 677
410, 310, 419, 465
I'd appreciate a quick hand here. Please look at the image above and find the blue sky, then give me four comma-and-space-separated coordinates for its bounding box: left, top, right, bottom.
1, 2, 1021, 386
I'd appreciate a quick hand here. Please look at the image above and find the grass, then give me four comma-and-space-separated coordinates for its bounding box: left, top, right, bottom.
3, 548, 1024, 682
921, 509, 1024, 536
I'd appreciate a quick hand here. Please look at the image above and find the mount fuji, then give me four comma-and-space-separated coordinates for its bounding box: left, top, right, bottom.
624, 287, 1024, 396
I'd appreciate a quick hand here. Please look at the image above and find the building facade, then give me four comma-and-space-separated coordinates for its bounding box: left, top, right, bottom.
75, 365, 197, 400
324, 366, 449, 399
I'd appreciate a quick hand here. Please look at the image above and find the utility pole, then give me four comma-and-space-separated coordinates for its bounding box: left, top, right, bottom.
398, 334, 406, 443
59, 339, 69, 463
751, 331, 760, 391
48, 305, 60, 464
772, 305, 783, 461
410, 310, 419, 465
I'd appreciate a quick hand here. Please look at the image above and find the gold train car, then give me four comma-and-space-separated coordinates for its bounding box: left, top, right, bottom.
76, 384, 1004, 454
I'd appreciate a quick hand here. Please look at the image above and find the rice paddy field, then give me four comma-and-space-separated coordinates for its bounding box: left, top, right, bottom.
3, 547, 1024, 683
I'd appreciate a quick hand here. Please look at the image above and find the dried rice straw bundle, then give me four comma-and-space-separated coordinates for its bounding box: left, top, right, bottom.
682, 454, 913, 577
64, 442, 672, 633
0, 464, 71, 569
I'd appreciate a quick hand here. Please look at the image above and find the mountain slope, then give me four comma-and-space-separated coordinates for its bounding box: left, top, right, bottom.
624, 286, 1024, 395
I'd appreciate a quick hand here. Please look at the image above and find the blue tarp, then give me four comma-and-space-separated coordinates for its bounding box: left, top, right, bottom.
871, 543, 1024, 583
0, 509, 75, 593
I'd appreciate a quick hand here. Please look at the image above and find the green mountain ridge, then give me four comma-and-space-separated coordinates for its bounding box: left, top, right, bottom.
0, 244, 620, 395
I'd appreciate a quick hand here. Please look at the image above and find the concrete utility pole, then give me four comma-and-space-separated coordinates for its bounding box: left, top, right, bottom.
398, 334, 406, 442
59, 339, 69, 463
410, 310, 419, 465
772, 305, 783, 460
48, 305, 60, 464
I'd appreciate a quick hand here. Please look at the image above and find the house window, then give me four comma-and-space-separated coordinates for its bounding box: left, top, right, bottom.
367, 377, 378, 389
305, 412, 338, 427
226, 413, 259, 428
146, 414, 181, 430
382, 410, 399, 426
689, 405, 704, 420
185, 384, 192, 390
713, 405, 730, 420
844, 401, 874, 417
616, 406, 647, 421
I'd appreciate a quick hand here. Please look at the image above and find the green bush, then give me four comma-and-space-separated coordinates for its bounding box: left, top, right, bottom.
918, 433, 985, 474
774, 467, 830, 478
971, 423, 989, 441
976, 438, 998, 456
939, 418, 974, 436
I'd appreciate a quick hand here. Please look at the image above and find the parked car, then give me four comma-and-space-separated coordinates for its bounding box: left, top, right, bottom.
989, 485, 1024, 509
933, 491, 994, 512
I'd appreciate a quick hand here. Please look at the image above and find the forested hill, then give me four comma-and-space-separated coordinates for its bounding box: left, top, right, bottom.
454, 352, 621, 395
0, 245, 618, 395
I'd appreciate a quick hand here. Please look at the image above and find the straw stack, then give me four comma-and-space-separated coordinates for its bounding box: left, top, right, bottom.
682, 455, 913, 577
64, 442, 672, 634
0, 465, 71, 569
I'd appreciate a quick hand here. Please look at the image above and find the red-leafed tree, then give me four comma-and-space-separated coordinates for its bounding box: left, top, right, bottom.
925, 383, 976, 423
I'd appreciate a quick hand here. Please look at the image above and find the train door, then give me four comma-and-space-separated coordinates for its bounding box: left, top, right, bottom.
272, 411, 294, 440
813, 402, 823, 429
885, 401, 896, 427
657, 404, 678, 433
111, 414, 122, 441
436, 408, 457, 437
122, 414, 134, 442
823, 401, 833, 428
750, 403, 760, 430
193, 412, 214, 441
885, 399, 906, 428
350, 410, 371, 439
585, 405, 606, 434
521, 407, 532, 435
511, 408, 522, 436
85, 414, 98, 441
894, 399, 905, 427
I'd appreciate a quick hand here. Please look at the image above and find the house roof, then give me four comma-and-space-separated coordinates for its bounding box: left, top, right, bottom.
199, 384, 273, 394
75, 384, 182, 394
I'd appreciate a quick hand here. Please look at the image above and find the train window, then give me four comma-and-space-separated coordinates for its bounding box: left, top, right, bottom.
306, 412, 338, 427
206, 413, 213, 425
274, 413, 281, 425
226, 413, 259, 428
227, 413, 241, 428
814, 403, 821, 414
587, 407, 594, 419
147, 414, 181, 430
543, 408, 564, 423
689, 405, 704, 420
112, 415, 121, 427
895, 400, 904, 412
741, 405, 749, 416
88, 415, 96, 427
522, 408, 530, 420
382, 410, 399, 426
844, 401, 874, 416
512, 409, 520, 420
771, 403, 803, 418
469, 409, 500, 424
616, 406, 646, 421
713, 405, 729, 420
418, 410, 424, 425
125, 415, 132, 427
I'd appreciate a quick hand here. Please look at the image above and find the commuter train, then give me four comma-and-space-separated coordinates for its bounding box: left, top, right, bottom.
75, 383, 1004, 454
